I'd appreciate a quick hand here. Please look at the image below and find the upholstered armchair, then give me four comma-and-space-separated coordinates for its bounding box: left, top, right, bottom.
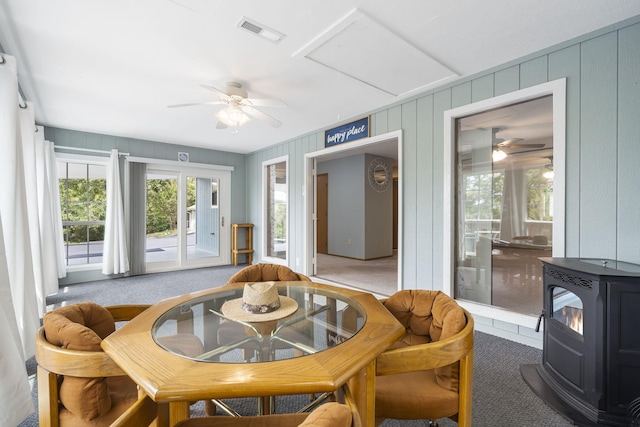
374, 290, 474, 427
225, 263, 311, 284
218, 263, 312, 361
35, 302, 155, 427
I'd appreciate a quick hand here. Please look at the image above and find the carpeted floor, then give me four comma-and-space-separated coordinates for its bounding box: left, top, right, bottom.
19, 264, 574, 427
315, 252, 398, 296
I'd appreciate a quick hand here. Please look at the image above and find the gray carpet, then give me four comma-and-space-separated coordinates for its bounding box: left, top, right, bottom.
19, 265, 574, 426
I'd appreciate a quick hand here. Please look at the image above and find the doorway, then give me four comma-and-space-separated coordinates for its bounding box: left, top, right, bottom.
145, 167, 231, 273
304, 130, 402, 296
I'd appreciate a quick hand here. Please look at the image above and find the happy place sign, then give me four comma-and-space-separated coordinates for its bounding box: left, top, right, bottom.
325, 116, 370, 148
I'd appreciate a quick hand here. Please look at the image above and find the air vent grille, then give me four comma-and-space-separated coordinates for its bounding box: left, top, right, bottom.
240, 20, 262, 35
237, 17, 285, 43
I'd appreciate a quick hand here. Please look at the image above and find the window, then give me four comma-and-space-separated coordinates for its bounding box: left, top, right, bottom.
263, 157, 288, 263
453, 96, 555, 315
58, 159, 107, 266
444, 79, 565, 326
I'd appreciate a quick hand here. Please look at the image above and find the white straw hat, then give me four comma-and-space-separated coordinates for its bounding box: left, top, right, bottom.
221, 281, 298, 322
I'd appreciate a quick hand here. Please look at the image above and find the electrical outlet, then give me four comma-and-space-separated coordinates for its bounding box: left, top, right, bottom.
347, 238, 352, 245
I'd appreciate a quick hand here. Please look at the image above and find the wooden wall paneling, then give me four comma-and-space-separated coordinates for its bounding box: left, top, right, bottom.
520, 55, 549, 89
401, 100, 418, 289
471, 74, 494, 102
616, 23, 640, 262
373, 109, 388, 136
451, 81, 471, 108
388, 105, 402, 132
416, 95, 434, 289
549, 45, 581, 257
431, 88, 452, 290
579, 32, 618, 258
494, 65, 520, 96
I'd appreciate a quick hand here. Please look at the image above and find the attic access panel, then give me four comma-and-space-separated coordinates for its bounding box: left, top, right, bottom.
294, 9, 458, 97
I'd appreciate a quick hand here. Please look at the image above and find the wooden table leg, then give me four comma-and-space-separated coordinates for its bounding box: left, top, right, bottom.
156, 402, 170, 427
348, 360, 376, 427
169, 401, 190, 426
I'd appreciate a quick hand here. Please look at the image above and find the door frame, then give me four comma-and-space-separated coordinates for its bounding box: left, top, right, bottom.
303, 130, 403, 290
128, 157, 233, 273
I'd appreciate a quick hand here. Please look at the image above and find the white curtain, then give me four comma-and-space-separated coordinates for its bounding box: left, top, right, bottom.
500, 161, 527, 242
102, 149, 129, 274
42, 137, 66, 279
0, 53, 37, 425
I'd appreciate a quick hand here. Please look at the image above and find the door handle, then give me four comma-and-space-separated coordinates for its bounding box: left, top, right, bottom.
221, 217, 225, 226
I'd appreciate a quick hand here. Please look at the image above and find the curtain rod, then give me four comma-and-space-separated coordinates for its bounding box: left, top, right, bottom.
0, 46, 28, 107
54, 145, 130, 156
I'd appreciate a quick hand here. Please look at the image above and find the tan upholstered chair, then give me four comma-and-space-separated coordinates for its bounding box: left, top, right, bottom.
225, 263, 311, 284
374, 290, 474, 427
35, 302, 156, 427
218, 263, 312, 361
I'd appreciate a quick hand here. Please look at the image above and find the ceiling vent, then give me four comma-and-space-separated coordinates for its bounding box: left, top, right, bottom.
237, 17, 286, 44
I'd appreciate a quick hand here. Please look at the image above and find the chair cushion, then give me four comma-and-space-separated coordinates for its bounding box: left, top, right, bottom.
43, 302, 115, 351
375, 369, 459, 420
58, 376, 139, 427
42, 303, 117, 422
382, 290, 466, 391
227, 263, 303, 284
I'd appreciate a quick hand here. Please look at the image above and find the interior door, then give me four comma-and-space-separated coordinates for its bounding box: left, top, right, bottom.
317, 173, 328, 254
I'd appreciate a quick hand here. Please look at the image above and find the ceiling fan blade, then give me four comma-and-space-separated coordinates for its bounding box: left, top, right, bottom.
507, 143, 546, 149
216, 121, 228, 130
199, 84, 230, 97
168, 101, 226, 108
243, 98, 287, 107
241, 106, 282, 128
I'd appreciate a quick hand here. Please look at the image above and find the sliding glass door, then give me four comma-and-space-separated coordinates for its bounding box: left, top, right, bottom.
145, 167, 230, 272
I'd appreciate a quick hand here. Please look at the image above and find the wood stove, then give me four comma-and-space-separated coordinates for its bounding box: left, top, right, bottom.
521, 258, 640, 426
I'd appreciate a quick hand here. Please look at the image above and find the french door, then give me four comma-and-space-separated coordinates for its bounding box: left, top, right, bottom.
145, 167, 230, 272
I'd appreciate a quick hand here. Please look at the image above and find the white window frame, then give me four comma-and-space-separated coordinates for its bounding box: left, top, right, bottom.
262, 155, 289, 266
443, 79, 566, 328
56, 152, 110, 272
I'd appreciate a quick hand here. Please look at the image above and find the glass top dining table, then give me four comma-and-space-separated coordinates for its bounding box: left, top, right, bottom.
151, 282, 366, 363
101, 281, 404, 427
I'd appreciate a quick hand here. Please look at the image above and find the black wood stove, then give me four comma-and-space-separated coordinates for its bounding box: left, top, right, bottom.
521, 257, 640, 426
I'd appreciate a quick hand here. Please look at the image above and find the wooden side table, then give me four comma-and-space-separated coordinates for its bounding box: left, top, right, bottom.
231, 223, 253, 266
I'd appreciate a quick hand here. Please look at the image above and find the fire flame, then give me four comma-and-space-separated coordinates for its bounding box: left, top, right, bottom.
561, 306, 583, 335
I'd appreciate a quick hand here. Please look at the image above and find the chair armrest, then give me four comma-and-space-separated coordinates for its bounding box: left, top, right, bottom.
376, 312, 474, 376
35, 328, 126, 377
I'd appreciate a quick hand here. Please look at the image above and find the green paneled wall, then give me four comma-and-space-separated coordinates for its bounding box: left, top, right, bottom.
246, 17, 640, 295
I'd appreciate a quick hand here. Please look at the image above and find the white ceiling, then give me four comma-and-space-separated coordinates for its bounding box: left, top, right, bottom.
1, 1, 639, 154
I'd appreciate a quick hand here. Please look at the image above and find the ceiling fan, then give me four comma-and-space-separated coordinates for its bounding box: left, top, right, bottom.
496, 138, 546, 150
492, 138, 547, 162
169, 82, 286, 129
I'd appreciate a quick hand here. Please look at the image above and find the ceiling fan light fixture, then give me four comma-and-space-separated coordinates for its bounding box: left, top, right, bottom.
543, 167, 554, 179
492, 148, 507, 162
215, 106, 251, 127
